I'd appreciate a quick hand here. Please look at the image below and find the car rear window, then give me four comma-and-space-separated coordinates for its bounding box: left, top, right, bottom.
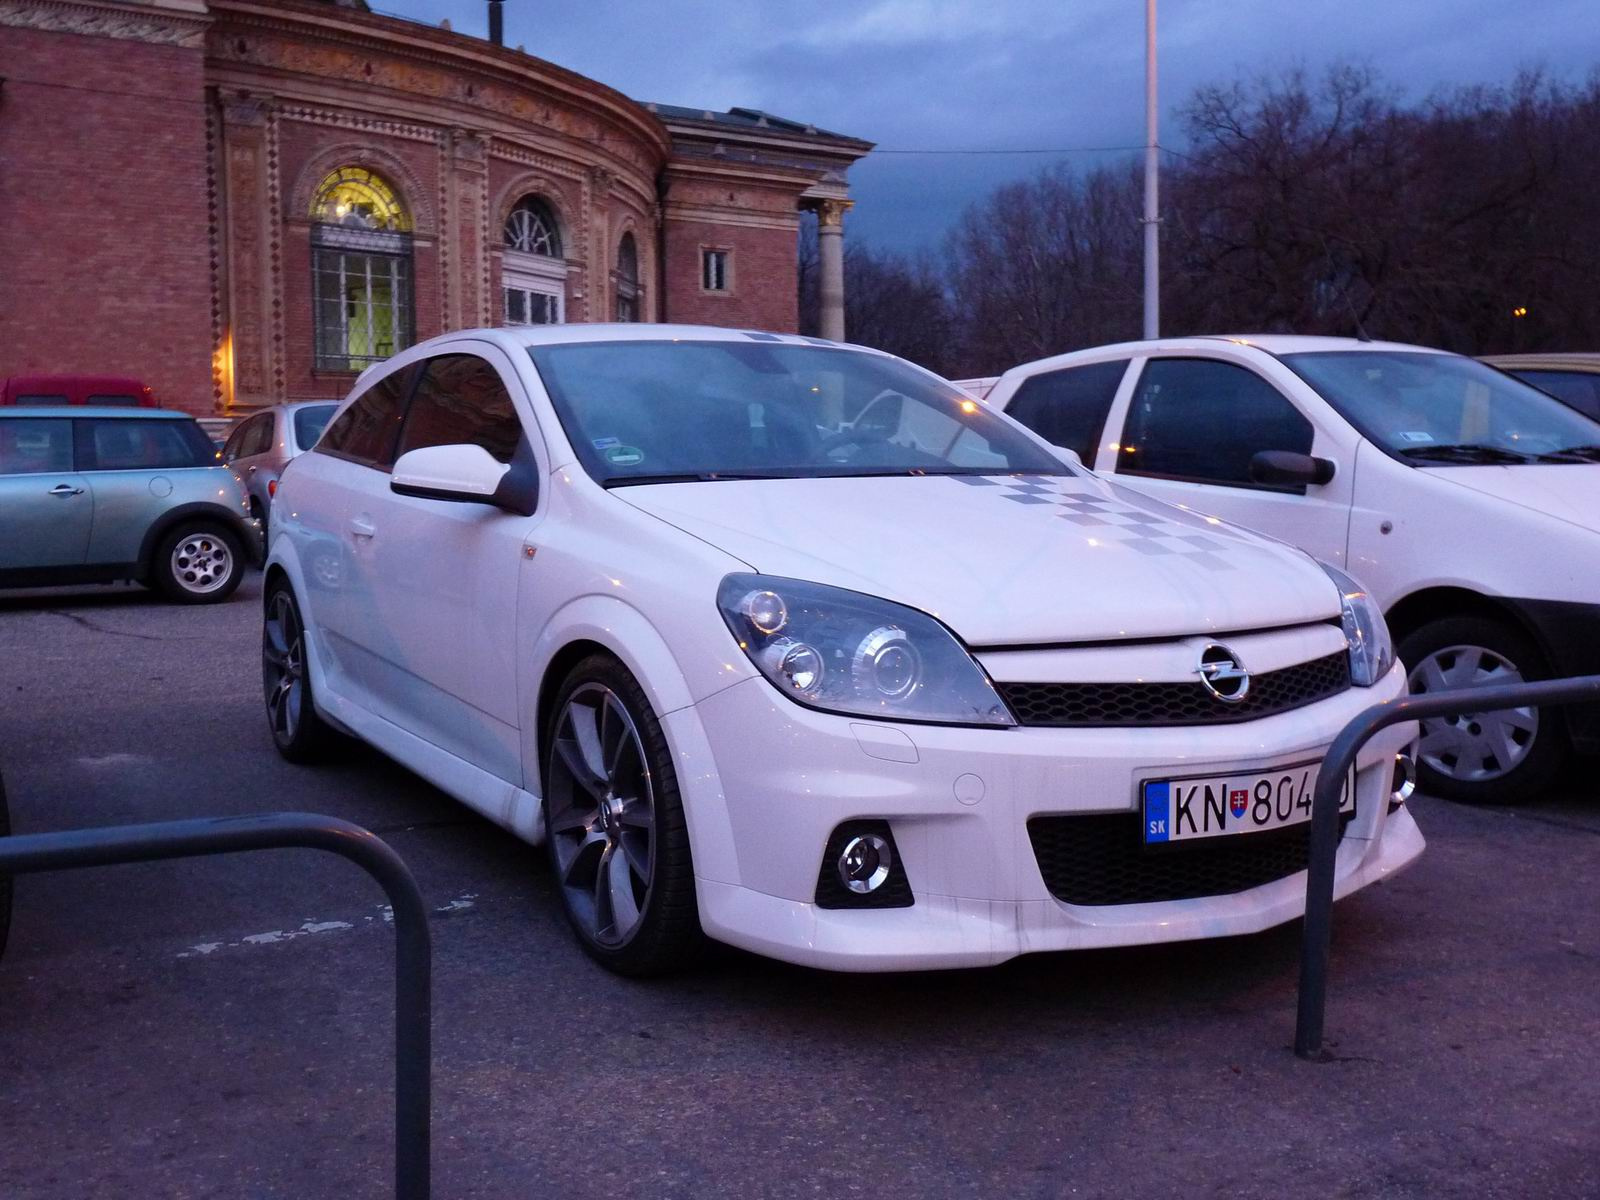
292, 404, 337, 452
79, 419, 218, 470
85, 394, 143, 407
13, 394, 68, 406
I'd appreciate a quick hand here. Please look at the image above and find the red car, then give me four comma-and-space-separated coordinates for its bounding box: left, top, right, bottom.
0, 374, 160, 408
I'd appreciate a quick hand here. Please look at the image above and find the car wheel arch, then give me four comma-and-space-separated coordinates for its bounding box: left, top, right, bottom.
1386, 586, 1541, 652
137, 502, 252, 579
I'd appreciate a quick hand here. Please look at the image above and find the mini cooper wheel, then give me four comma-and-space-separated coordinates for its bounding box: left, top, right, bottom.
154, 522, 243, 604
262, 581, 337, 763
1399, 615, 1565, 806
543, 656, 702, 975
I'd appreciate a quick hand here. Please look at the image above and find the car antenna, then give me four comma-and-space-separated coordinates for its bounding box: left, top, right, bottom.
1320, 234, 1373, 342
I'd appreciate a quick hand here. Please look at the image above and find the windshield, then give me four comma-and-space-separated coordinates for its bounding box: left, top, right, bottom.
527, 340, 1068, 485
1283, 351, 1600, 465
293, 404, 337, 451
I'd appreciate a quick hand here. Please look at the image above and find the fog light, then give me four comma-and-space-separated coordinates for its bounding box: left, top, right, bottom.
1390, 751, 1416, 810
837, 833, 892, 894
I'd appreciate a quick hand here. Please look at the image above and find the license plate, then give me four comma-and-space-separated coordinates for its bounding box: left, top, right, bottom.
1141, 760, 1353, 845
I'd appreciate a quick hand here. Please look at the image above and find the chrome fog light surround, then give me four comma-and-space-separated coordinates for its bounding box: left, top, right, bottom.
838, 833, 893, 894
1391, 751, 1417, 809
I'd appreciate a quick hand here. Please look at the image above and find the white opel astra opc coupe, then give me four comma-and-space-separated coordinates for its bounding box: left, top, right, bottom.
262, 325, 1423, 975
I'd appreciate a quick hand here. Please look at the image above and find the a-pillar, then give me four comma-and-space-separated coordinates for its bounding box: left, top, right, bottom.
816, 198, 851, 342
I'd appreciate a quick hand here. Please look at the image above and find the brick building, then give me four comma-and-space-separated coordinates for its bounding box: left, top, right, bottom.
0, 0, 871, 416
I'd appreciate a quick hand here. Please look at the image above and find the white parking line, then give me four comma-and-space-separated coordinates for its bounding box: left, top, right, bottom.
176, 894, 478, 958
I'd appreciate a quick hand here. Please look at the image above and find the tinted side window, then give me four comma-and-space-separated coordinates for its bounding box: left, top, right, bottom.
1005, 360, 1128, 464
80, 419, 215, 470
245, 413, 276, 457
86, 394, 142, 407
14, 394, 68, 406
318, 367, 412, 469
1511, 369, 1600, 421
398, 354, 523, 464
1119, 358, 1312, 489
0, 419, 73, 475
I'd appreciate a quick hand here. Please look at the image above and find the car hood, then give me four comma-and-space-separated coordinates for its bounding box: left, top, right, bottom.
1421, 464, 1600, 534
615, 472, 1340, 644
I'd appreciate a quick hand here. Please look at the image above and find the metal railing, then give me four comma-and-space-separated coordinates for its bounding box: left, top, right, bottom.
0, 812, 432, 1200
1296, 674, 1600, 1059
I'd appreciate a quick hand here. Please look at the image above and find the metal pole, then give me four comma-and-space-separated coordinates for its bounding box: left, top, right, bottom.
1295, 675, 1600, 1060
1142, 0, 1159, 340
0, 812, 432, 1200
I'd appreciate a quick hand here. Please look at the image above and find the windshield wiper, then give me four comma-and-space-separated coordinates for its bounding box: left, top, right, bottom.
601, 472, 788, 488
1533, 444, 1600, 464
1397, 443, 1535, 465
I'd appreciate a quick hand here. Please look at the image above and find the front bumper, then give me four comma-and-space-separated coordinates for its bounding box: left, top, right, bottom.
671, 659, 1420, 971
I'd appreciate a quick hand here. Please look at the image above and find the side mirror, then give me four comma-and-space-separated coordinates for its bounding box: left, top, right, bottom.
391, 444, 511, 506
1250, 449, 1336, 488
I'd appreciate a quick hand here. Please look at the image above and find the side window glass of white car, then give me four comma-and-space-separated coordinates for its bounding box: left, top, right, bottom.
1006, 360, 1129, 465
398, 354, 524, 465
318, 367, 413, 470
1119, 358, 1313, 490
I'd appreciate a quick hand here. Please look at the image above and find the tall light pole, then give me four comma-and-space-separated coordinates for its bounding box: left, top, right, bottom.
1142, 0, 1160, 339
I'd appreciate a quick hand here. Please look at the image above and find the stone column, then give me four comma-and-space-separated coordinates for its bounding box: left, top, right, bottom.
219, 95, 277, 412
816, 199, 851, 342
447, 130, 490, 329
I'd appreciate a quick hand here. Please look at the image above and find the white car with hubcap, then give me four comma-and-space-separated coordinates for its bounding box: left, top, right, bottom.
262, 326, 1421, 974
989, 336, 1600, 805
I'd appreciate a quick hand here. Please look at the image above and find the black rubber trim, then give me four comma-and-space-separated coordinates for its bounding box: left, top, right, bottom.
1497, 597, 1600, 754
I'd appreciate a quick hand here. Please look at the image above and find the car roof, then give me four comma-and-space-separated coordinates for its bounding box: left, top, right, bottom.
0, 406, 193, 419
4, 374, 147, 388
1481, 353, 1600, 372
993, 334, 1454, 382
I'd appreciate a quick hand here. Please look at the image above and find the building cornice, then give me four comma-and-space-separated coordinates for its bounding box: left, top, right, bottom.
208, 0, 671, 163
0, 0, 210, 48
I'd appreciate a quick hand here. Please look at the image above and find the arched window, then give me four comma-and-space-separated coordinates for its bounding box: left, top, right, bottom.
616, 232, 640, 323
504, 196, 561, 257
501, 194, 566, 326
309, 166, 414, 371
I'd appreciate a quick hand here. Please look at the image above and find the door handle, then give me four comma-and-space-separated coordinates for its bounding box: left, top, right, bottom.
48, 484, 84, 497
247, 465, 258, 474
348, 516, 376, 540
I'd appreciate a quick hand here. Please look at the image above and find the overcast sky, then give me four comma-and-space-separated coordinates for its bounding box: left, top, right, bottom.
383, 0, 1600, 252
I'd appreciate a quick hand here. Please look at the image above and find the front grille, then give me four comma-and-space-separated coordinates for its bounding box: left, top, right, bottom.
1027, 812, 1351, 906
998, 651, 1350, 727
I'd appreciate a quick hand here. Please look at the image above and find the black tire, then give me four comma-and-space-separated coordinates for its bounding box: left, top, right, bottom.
1397, 615, 1566, 806
542, 654, 703, 976
152, 521, 244, 604
0, 769, 11, 963
262, 580, 339, 764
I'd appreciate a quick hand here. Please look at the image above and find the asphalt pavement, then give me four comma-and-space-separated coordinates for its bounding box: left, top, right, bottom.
1, 574, 1597, 1199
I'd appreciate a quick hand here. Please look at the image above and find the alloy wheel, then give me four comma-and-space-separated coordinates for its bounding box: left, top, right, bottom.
547, 683, 656, 948
171, 533, 233, 595
1407, 644, 1538, 782
262, 591, 305, 744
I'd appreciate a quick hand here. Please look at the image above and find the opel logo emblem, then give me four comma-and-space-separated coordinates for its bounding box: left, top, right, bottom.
1198, 644, 1251, 704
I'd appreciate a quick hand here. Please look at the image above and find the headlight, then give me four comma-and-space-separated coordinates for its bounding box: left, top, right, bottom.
716, 574, 1015, 726
1319, 562, 1395, 686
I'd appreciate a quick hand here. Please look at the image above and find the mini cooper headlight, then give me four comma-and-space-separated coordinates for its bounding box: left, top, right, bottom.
717, 574, 1015, 726
1320, 562, 1395, 687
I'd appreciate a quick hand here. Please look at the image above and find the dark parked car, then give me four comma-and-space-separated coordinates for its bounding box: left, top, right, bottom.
0, 407, 260, 603
1, 374, 161, 408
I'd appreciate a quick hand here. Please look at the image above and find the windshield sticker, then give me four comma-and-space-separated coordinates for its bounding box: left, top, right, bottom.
592, 436, 621, 450
1399, 431, 1434, 443
603, 444, 644, 467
